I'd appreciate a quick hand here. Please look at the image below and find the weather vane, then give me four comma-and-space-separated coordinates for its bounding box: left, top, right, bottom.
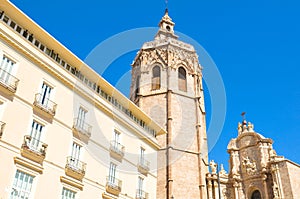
165, 0, 168, 10
241, 112, 246, 120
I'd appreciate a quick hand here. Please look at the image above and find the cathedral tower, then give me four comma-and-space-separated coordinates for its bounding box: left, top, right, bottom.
130, 10, 208, 199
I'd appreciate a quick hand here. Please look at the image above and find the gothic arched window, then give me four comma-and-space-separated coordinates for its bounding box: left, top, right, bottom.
251, 190, 261, 199
152, 65, 161, 90
178, 67, 187, 92
135, 75, 140, 98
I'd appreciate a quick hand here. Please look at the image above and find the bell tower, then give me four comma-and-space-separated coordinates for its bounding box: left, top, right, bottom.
130, 9, 208, 199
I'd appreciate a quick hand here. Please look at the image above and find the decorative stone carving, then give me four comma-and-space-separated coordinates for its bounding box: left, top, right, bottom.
270, 149, 277, 158
242, 157, 257, 176
273, 182, 279, 198
210, 160, 217, 174
248, 122, 254, 132
219, 164, 227, 176
222, 188, 232, 199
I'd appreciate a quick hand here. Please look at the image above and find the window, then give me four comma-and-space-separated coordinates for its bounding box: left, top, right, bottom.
16, 26, 22, 33
70, 142, 81, 167
76, 107, 87, 128
10, 21, 16, 29
151, 66, 161, 90
39, 82, 52, 106
140, 147, 145, 162
135, 75, 140, 98
29, 120, 44, 150
61, 187, 76, 199
108, 162, 117, 184
113, 130, 120, 144
10, 170, 34, 199
251, 190, 261, 199
34, 40, 40, 48
137, 176, 144, 196
3, 16, 9, 24
0, 55, 15, 83
178, 67, 187, 92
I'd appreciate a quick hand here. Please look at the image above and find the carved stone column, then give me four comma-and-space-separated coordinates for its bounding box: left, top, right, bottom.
207, 179, 213, 199
213, 178, 219, 199
233, 181, 239, 199
262, 174, 270, 199
271, 163, 284, 199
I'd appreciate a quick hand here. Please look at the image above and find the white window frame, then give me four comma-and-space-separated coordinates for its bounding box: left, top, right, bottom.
10, 170, 35, 199
61, 187, 76, 199
0, 50, 19, 76
77, 106, 88, 129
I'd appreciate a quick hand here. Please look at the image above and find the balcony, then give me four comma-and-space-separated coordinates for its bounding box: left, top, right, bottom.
33, 93, 57, 117
72, 118, 92, 142
65, 156, 86, 181
137, 158, 150, 175
0, 69, 19, 94
21, 135, 48, 164
136, 189, 149, 199
0, 121, 6, 137
109, 141, 125, 160
106, 176, 122, 196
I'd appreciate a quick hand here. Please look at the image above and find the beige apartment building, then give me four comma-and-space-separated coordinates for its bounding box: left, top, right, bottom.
0, 1, 166, 199
1, 1, 300, 199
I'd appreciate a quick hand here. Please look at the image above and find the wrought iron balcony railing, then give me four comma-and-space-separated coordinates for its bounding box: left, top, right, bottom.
21, 135, 48, 163
137, 158, 150, 174
0, 68, 19, 92
65, 156, 86, 180
73, 118, 92, 137
22, 135, 47, 156
136, 189, 149, 199
33, 93, 57, 116
106, 176, 122, 195
66, 156, 86, 173
0, 121, 6, 137
109, 140, 125, 158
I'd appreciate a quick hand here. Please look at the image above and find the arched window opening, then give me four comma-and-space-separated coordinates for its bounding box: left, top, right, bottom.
135, 75, 140, 98
178, 67, 187, 91
251, 190, 261, 199
152, 65, 161, 90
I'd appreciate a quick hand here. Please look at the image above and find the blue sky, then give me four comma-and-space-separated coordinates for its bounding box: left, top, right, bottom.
10, 0, 300, 170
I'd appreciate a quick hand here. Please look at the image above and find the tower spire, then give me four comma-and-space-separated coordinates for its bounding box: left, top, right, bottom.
165, 0, 168, 12
156, 3, 177, 39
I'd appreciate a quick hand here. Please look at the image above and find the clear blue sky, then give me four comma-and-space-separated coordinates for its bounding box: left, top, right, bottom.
10, 0, 300, 171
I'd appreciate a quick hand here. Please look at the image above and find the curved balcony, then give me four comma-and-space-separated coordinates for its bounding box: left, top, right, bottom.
106, 176, 122, 196
72, 118, 92, 142
0, 69, 19, 94
21, 135, 48, 164
0, 121, 6, 137
65, 156, 86, 181
33, 93, 57, 117
136, 189, 149, 199
109, 140, 125, 160
137, 158, 150, 175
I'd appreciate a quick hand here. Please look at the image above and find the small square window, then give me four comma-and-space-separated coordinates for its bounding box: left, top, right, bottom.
9, 21, 16, 29
28, 34, 33, 42
34, 40, 40, 47
23, 30, 28, 38
61, 60, 65, 67
3, 16, 9, 23
40, 44, 45, 51
16, 26, 22, 33
45, 48, 51, 55
66, 64, 71, 71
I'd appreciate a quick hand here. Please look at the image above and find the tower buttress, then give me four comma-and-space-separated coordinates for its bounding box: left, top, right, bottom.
130, 10, 208, 199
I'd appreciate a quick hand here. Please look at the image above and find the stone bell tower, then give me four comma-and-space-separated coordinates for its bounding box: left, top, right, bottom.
130, 9, 208, 199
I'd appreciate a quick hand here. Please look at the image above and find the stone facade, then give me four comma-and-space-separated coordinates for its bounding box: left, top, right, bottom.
130, 9, 208, 199
206, 120, 300, 199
